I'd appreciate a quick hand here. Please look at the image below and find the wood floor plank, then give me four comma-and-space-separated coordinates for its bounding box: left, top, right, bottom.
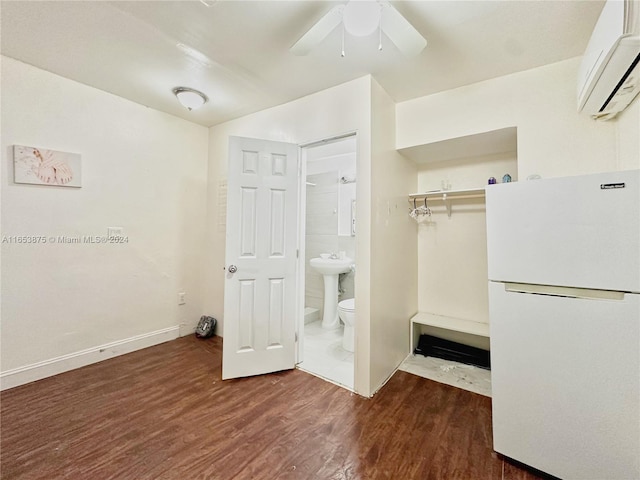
1, 336, 546, 479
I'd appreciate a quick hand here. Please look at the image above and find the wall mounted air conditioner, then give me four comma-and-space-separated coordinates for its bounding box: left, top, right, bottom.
577, 0, 640, 120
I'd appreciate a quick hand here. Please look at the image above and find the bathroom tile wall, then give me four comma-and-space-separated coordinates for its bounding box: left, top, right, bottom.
305, 171, 339, 316
305, 147, 357, 319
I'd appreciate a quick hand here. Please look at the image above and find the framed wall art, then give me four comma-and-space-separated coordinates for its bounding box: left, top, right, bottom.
13, 145, 81, 187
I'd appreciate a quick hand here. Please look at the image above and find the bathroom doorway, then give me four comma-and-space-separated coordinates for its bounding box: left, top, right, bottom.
297, 134, 357, 390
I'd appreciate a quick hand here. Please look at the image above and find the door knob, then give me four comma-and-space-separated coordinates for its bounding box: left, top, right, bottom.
228, 265, 237, 273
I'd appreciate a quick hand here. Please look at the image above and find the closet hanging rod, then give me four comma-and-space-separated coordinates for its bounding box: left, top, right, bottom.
408, 187, 486, 202
407, 193, 485, 202
408, 187, 486, 217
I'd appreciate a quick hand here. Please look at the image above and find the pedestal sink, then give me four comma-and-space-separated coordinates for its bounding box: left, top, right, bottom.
310, 256, 353, 329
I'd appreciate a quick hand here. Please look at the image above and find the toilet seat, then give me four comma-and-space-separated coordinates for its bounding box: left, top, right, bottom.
338, 298, 355, 312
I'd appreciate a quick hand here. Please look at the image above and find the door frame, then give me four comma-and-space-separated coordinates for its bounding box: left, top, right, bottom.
294, 145, 307, 365
295, 131, 358, 366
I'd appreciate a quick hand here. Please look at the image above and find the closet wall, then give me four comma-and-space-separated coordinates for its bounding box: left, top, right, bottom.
413, 151, 517, 349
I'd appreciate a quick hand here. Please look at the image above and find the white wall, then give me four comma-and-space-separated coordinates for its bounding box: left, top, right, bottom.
396, 56, 639, 353
396, 57, 635, 178
369, 78, 418, 391
204, 76, 374, 395
1, 57, 209, 388
616, 100, 640, 171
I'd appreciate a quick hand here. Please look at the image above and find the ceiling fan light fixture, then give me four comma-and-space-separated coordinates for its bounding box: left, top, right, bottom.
343, 0, 381, 37
289, 0, 426, 57
172, 87, 208, 111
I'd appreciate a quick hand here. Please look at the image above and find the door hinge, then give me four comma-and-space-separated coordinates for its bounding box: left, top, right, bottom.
296, 249, 299, 259
295, 332, 298, 343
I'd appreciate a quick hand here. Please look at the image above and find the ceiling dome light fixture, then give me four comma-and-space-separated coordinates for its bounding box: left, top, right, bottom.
172, 87, 208, 111
342, 0, 381, 37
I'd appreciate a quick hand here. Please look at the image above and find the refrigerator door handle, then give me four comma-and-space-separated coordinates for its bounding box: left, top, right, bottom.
504, 282, 626, 301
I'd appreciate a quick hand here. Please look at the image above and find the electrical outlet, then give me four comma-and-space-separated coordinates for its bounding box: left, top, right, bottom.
108, 227, 123, 238
178, 292, 186, 305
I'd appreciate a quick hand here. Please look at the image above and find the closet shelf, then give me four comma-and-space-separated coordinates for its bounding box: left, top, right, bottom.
408, 188, 485, 217
411, 312, 490, 338
408, 187, 486, 201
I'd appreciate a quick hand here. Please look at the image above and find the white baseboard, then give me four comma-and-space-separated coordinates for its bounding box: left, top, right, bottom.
179, 323, 198, 337
0, 326, 180, 391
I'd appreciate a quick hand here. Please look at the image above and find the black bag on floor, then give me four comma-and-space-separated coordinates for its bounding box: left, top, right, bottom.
195, 316, 217, 338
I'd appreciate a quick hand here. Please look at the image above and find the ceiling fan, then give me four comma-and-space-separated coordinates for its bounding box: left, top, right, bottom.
291, 0, 427, 57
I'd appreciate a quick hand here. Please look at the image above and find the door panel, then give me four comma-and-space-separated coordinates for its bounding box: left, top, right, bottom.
489, 281, 640, 479
223, 136, 299, 380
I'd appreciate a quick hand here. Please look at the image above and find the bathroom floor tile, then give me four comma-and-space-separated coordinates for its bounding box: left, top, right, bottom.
298, 320, 354, 390
327, 341, 352, 361
329, 361, 355, 387
303, 321, 334, 337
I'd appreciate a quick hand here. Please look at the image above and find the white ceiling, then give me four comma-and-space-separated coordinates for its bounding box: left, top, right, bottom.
1, 0, 604, 127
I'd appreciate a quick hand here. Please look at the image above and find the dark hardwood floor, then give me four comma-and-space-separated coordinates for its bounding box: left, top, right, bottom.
1, 336, 546, 479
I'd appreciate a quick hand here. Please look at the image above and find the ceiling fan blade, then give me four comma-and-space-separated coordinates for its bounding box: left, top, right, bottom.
381, 1, 427, 57
290, 5, 345, 56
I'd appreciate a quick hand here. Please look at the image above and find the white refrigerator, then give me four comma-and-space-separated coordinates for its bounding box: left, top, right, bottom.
486, 170, 640, 480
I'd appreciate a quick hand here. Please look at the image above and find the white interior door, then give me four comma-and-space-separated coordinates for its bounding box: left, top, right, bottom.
222, 136, 300, 380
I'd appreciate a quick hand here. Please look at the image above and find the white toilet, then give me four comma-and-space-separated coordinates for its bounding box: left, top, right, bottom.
337, 298, 355, 352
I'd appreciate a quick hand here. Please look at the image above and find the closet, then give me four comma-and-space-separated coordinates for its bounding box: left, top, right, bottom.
398, 127, 518, 352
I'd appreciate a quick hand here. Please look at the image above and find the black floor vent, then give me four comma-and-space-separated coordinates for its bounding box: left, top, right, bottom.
414, 334, 491, 370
